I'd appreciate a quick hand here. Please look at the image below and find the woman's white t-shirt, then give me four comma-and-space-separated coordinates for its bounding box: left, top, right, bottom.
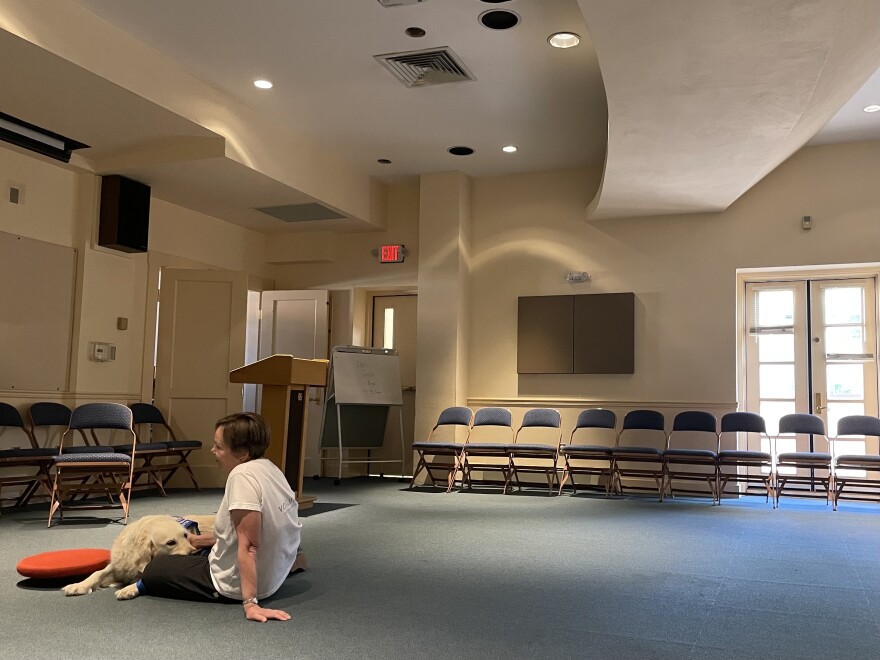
208, 458, 302, 599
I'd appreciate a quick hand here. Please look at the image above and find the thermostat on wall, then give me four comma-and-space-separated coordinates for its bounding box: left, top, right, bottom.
89, 342, 116, 362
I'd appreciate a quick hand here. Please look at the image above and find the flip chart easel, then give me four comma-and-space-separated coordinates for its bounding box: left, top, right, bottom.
319, 346, 405, 484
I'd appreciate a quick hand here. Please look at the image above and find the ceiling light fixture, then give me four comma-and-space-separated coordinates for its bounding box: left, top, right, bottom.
864, 104, 880, 113
502, 145, 517, 153
548, 32, 580, 49
253, 79, 274, 89
377, 159, 392, 164
405, 27, 426, 38
448, 146, 474, 156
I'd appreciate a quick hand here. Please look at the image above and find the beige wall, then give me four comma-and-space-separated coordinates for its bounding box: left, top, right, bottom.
469, 141, 880, 420
0, 146, 272, 416
3, 137, 879, 475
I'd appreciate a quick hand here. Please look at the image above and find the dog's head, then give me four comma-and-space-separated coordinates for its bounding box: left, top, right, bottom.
141, 516, 197, 559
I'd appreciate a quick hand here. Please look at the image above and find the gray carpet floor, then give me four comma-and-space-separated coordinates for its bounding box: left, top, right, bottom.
2, 479, 879, 659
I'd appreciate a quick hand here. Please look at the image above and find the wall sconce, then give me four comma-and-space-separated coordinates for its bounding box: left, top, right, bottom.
564, 271, 591, 283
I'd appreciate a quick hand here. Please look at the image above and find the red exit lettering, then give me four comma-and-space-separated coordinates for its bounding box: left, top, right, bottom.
379, 244, 404, 263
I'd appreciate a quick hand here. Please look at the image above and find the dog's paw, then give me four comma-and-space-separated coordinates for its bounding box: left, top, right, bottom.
62, 582, 92, 596
115, 584, 140, 600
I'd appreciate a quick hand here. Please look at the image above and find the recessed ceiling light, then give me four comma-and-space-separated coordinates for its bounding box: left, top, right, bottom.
548, 32, 580, 49
253, 79, 273, 89
502, 145, 517, 153
377, 159, 392, 164
405, 27, 426, 38
864, 104, 880, 113
448, 146, 474, 156
479, 10, 520, 31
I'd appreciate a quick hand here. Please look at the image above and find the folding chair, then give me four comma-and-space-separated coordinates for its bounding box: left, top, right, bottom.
0, 403, 55, 512
773, 413, 833, 508
505, 408, 562, 496
129, 403, 203, 490
662, 411, 719, 503
409, 406, 472, 492
48, 403, 136, 526
559, 409, 617, 496
29, 402, 112, 455
831, 415, 880, 510
611, 409, 667, 500
717, 412, 774, 504
458, 407, 514, 491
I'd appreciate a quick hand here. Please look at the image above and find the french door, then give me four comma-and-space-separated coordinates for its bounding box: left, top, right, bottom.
744, 278, 879, 476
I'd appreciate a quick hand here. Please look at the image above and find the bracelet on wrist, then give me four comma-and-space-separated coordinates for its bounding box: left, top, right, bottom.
242, 597, 259, 607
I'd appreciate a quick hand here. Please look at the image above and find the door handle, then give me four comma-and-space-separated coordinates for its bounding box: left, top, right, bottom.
814, 393, 827, 412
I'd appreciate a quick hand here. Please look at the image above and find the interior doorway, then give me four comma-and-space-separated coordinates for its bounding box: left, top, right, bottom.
742, 275, 879, 483
370, 293, 417, 475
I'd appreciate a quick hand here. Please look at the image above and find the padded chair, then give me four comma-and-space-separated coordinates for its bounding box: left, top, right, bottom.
28, 402, 109, 455
773, 413, 833, 508
504, 408, 562, 496
558, 409, 617, 496
0, 403, 55, 512
662, 411, 719, 503
129, 403, 203, 490
47, 403, 136, 526
409, 406, 472, 492
831, 415, 880, 510
717, 412, 774, 504
611, 409, 667, 500
458, 407, 514, 491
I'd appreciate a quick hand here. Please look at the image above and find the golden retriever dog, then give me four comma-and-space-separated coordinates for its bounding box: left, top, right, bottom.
62, 514, 213, 600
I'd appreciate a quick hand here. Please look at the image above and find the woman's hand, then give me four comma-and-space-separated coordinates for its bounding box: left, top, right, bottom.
187, 533, 216, 550
244, 604, 291, 622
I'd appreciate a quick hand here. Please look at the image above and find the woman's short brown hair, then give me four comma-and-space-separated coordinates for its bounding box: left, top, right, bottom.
215, 412, 270, 460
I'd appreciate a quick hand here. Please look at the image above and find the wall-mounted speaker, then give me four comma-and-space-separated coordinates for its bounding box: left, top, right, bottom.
98, 175, 150, 253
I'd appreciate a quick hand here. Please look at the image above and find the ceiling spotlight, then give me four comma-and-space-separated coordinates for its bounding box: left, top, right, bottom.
864, 104, 880, 113
502, 145, 517, 153
377, 158, 392, 164
253, 79, 274, 89
548, 32, 581, 49
405, 27, 426, 38
448, 146, 474, 156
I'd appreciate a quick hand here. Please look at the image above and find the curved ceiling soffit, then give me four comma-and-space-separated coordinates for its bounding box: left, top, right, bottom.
578, 0, 880, 221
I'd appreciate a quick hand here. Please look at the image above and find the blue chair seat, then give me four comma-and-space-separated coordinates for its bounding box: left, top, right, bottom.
463, 443, 509, 453
64, 445, 114, 454
54, 452, 131, 464
664, 449, 717, 459
0, 447, 56, 459
612, 447, 663, 456
718, 450, 771, 461
777, 452, 832, 462
835, 454, 880, 465
111, 442, 169, 452
166, 440, 202, 449
412, 441, 462, 452
510, 444, 557, 454
561, 444, 612, 455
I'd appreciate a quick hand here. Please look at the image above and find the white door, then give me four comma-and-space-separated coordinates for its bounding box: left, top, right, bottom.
371, 294, 418, 475
744, 278, 879, 482
155, 268, 247, 489
259, 290, 330, 478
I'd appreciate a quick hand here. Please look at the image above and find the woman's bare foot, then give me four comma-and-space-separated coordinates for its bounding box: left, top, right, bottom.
290, 551, 307, 575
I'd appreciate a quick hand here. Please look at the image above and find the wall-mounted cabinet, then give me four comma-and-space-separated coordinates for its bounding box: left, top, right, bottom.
517, 292, 634, 374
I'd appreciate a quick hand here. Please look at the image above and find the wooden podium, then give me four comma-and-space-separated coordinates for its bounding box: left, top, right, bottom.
230, 355, 329, 509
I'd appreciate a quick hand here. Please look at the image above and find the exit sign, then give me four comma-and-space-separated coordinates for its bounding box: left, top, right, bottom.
379, 244, 405, 263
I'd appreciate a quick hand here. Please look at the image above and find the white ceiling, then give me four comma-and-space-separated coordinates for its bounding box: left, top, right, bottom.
1, 0, 878, 231
70, 0, 608, 181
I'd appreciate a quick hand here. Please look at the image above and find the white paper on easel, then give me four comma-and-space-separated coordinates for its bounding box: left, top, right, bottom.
332, 350, 403, 406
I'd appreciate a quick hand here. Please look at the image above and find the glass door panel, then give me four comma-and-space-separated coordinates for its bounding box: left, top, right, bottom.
744, 277, 879, 485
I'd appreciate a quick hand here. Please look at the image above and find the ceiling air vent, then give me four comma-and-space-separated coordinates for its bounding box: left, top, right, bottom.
377, 0, 426, 6
255, 202, 346, 223
375, 47, 476, 88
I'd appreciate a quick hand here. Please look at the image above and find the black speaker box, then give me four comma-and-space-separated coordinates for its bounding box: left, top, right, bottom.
98, 175, 150, 253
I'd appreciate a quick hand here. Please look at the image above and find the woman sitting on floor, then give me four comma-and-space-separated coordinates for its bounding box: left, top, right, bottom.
140, 412, 305, 622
